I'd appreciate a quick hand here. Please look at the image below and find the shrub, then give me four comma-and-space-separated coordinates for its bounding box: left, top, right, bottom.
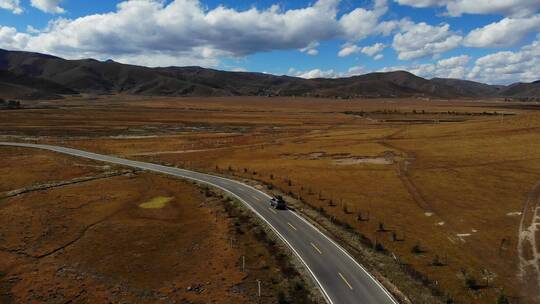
6, 100, 21, 109
496, 293, 509, 304
432, 255, 444, 266
465, 274, 477, 290
277, 291, 288, 304
411, 243, 422, 254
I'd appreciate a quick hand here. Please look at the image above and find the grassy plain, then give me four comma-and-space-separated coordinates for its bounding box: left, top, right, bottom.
1, 95, 539, 303
0, 147, 313, 304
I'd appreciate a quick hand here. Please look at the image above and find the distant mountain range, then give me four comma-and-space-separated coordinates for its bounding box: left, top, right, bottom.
1, 49, 539, 100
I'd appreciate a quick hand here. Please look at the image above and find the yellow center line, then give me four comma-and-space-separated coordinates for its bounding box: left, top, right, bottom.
268, 207, 277, 214
338, 272, 353, 290
252, 195, 260, 201
310, 242, 322, 254
287, 222, 297, 231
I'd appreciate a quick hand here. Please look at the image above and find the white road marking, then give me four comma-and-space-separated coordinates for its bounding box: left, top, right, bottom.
289, 211, 398, 303
311, 242, 322, 254
339, 272, 354, 290
288, 222, 297, 231
268, 207, 277, 214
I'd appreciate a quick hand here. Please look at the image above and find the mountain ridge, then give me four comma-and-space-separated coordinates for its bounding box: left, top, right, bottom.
0, 49, 538, 99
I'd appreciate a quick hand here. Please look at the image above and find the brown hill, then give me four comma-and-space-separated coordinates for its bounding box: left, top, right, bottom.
1, 48, 537, 99
0, 69, 76, 99
0, 49, 467, 99
315, 71, 467, 98
499, 81, 540, 98
430, 78, 504, 97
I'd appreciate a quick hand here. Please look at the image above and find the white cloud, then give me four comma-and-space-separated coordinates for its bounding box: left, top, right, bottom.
338, 44, 361, 57
1, 0, 338, 65
347, 65, 365, 76
374, 54, 384, 60
378, 38, 540, 84
361, 42, 386, 56
468, 37, 540, 83
464, 15, 540, 47
0, 0, 22, 14
0, 0, 395, 67
446, 0, 540, 17
0, 26, 30, 49
415, 55, 470, 79
299, 41, 320, 56
112, 50, 221, 68
297, 68, 339, 79
339, 0, 394, 41
231, 67, 248, 72
379, 54, 470, 79
437, 54, 470, 67
394, 0, 441, 8
31, 0, 64, 13
394, 0, 540, 17
289, 65, 365, 79
338, 42, 385, 57
392, 22, 462, 60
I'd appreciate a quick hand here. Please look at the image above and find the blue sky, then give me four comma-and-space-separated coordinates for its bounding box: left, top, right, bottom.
0, 0, 539, 84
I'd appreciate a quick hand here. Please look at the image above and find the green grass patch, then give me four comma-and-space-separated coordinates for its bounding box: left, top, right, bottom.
139, 196, 173, 209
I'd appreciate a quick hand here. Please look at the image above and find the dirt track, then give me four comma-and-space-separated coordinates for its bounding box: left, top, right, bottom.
518, 181, 540, 300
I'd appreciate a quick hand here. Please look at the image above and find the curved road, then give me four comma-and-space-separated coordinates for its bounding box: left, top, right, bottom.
0, 142, 398, 304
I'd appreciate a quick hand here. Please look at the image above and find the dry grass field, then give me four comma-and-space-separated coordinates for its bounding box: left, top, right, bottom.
2, 95, 540, 303
0, 147, 314, 304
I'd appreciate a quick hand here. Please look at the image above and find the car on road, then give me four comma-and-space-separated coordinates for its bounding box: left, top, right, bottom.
270, 195, 287, 210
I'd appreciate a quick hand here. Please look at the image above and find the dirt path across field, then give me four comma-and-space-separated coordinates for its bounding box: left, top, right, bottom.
518, 181, 540, 300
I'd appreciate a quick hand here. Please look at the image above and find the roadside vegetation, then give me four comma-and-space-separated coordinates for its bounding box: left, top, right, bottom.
2, 95, 539, 303
0, 147, 317, 303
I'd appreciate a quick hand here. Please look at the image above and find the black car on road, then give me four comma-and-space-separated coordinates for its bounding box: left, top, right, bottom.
270, 195, 287, 210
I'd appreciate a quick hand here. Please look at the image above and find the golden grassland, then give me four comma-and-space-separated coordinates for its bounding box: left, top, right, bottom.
0, 147, 314, 304
1, 95, 539, 303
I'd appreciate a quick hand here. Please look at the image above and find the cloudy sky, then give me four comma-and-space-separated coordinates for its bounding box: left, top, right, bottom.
0, 0, 539, 84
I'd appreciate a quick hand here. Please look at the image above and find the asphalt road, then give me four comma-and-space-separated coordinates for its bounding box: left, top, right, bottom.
0, 142, 398, 304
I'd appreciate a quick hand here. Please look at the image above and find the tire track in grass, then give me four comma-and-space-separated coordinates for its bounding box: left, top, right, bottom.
518, 181, 540, 299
